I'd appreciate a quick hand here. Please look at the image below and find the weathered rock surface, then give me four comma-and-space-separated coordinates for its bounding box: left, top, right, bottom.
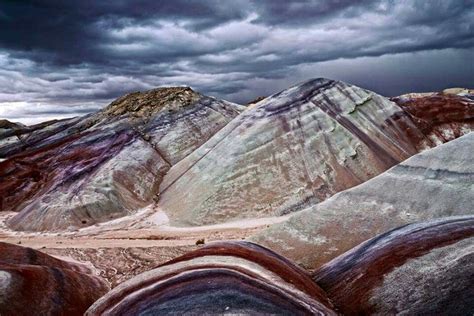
391, 88, 474, 145
0, 242, 109, 316
252, 132, 474, 270
1, 80, 472, 232
313, 216, 474, 315
0, 118, 79, 159
157, 79, 473, 226
0, 87, 243, 231
86, 241, 337, 315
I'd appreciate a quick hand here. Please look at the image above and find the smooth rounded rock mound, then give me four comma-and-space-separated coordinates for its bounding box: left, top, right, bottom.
313, 216, 474, 315
0, 242, 109, 316
86, 241, 337, 315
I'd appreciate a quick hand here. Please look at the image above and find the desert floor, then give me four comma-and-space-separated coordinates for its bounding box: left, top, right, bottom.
0, 205, 290, 287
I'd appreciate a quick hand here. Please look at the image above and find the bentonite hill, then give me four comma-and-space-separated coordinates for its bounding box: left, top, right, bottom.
0, 79, 473, 315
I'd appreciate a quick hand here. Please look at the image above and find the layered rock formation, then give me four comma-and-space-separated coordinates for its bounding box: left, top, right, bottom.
313, 216, 474, 315
252, 132, 474, 269
157, 79, 473, 226
391, 88, 474, 145
1, 80, 472, 232
0, 87, 243, 231
86, 216, 473, 315
0, 242, 109, 315
86, 241, 337, 315
0, 118, 78, 158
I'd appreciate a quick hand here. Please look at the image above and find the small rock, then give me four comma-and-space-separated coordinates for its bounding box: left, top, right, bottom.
195, 238, 205, 245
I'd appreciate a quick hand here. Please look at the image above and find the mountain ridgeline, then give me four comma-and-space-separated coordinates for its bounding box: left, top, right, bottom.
0, 79, 473, 232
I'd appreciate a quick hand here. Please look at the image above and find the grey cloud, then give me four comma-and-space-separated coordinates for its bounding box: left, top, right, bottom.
0, 1, 473, 124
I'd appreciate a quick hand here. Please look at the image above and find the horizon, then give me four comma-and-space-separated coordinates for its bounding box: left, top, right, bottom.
2, 75, 471, 126
1, 1, 473, 125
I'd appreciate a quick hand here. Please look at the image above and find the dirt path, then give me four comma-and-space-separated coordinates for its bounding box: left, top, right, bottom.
0, 207, 291, 287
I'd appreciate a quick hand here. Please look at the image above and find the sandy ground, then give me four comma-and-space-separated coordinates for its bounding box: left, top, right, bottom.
0, 205, 290, 287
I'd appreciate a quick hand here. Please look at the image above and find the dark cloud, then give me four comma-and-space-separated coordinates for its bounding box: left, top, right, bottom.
0, 0, 250, 63
0, 0, 473, 124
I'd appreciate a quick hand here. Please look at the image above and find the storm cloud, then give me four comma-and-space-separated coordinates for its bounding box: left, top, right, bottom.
0, 0, 473, 124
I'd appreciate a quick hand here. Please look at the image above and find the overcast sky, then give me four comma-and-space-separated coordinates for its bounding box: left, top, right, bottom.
0, 1, 473, 124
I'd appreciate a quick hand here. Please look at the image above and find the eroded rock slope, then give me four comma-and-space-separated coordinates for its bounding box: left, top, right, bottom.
85, 216, 474, 315
157, 79, 473, 226
252, 132, 474, 269
314, 215, 474, 315
0, 87, 243, 231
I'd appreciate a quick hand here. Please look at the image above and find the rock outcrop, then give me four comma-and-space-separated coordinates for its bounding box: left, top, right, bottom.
85, 241, 337, 315
0, 87, 243, 231
391, 88, 474, 145
86, 217, 473, 315
313, 216, 474, 315
0, 242, 109, 315
157, 79, 473, 226
0, 118, 77, 159
251, 132, 474, 269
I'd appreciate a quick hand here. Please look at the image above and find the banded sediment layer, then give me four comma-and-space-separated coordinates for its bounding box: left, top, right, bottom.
157, 79, 473, 226
86, 241, 337, 315
86, 216, 474, 315
0, 242, 109, 315
0, 87, 243, 231
314, 216, 474, 315
252, 132, 474, 269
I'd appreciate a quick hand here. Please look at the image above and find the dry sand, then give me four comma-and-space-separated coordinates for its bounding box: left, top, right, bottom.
0, 205, 290, 287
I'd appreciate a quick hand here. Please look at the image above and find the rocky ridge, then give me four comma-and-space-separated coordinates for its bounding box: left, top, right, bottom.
0, 87, 244, 231
156, 78, 473, 227
313, 216, 474, 315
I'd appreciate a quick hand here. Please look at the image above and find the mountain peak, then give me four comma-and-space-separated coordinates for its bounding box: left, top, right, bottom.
102, 86, 201, 118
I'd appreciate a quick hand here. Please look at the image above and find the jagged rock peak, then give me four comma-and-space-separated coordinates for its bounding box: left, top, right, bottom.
442, 87, 474, 96
102, 86, 202, 118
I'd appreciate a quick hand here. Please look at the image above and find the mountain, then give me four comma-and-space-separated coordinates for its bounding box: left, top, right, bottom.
0, 118, 66, 158
0, 79, 473, 315
156, 78, 473, 227
251, 132, 474, 270
1, 79, 472, 232
0, 87, 244, 231
0, 242, 109, 315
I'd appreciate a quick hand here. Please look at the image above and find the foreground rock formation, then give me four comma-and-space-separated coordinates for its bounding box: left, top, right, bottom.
157, 79, 473, 226
0, 87, 243, 231
0, 242, 109, 315
86, 216, 474, 315
252, 132, 474, 269
86, 241, 337, 315
314, 216, 474, 315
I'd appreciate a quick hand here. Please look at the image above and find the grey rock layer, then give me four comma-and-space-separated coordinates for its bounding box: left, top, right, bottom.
1, 87, 244, 231
157, 78, 440, 227
252, 132, 474, 270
